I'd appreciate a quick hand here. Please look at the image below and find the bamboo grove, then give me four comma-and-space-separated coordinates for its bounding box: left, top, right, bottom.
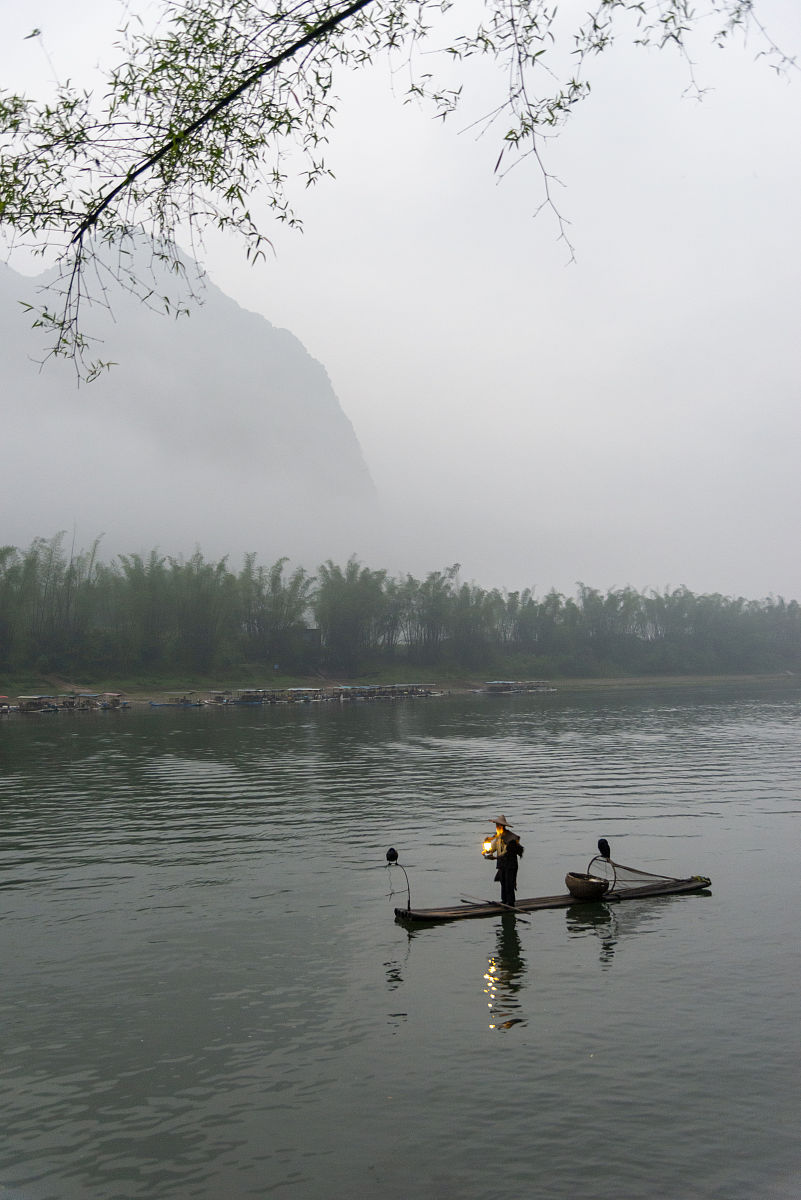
2, 534, 801, 680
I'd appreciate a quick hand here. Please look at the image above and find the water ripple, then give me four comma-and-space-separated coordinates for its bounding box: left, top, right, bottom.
0, 689, 799, 1199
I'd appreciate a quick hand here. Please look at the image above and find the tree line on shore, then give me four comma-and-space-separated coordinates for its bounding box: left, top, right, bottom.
2, 533, 800, 680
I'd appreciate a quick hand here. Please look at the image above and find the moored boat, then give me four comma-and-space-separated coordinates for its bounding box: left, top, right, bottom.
484, 679, 556, 694
150, 692, 203, 707
228, 688, 267, 705
17, 695, 59, 713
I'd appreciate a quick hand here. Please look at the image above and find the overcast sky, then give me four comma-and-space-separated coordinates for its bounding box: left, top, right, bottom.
2, 0, 801, 599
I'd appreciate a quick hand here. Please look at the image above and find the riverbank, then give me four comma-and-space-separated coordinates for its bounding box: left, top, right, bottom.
546, 671, 799, 693
2, 669, 797, 707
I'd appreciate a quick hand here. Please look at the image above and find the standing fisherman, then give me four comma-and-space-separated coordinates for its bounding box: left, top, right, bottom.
483, 815, 524, 907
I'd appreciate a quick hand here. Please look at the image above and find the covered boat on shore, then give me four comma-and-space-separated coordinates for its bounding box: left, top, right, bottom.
17, 695, 59, 713
149, 692, 203, 707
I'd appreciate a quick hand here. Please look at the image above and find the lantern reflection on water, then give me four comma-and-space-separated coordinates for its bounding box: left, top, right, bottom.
484, 918, 527, 1030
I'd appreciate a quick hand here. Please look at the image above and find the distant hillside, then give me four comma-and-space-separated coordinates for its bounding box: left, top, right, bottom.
0, 252, 377, 564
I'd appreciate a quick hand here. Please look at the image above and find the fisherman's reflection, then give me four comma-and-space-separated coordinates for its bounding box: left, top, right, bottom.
565, 904, 618, 966
484, 914, 527, 1030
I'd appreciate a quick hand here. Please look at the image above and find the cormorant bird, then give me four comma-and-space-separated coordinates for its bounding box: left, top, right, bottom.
598, 838, 611, 860
386, 847, 399, 864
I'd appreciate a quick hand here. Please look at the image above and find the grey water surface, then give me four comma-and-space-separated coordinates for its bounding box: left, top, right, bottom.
0, 685, 799, 1200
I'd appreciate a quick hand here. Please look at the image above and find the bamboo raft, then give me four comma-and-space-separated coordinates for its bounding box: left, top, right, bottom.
394, 875, 711, 923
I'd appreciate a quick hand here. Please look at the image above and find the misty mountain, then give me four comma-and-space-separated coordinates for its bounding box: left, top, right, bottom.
0, 253, 378, 566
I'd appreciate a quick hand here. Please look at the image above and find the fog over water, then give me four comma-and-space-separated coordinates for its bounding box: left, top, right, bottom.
2, 0, 801, 598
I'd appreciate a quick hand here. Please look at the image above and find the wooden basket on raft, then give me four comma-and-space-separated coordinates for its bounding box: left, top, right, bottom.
565, 871, 610, 900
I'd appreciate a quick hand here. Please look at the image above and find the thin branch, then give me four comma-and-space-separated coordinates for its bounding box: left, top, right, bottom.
72, 0, 379, 245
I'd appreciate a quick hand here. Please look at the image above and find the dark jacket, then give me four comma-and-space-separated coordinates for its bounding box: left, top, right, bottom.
487, 831, 523, 876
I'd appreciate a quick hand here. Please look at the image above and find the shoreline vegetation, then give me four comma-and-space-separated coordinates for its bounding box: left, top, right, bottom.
3, 535, 801, 698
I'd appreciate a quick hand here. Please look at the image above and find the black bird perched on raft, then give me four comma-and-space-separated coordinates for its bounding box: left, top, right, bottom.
598, 838, 611, 860
386, 847, 399, 864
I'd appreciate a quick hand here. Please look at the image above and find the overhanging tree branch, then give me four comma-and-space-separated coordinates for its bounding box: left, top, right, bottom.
72, 0, 378, 245
0, 0, 794, 379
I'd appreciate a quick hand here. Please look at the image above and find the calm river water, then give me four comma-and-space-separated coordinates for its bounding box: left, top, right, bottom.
1, 684, 799, 1200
